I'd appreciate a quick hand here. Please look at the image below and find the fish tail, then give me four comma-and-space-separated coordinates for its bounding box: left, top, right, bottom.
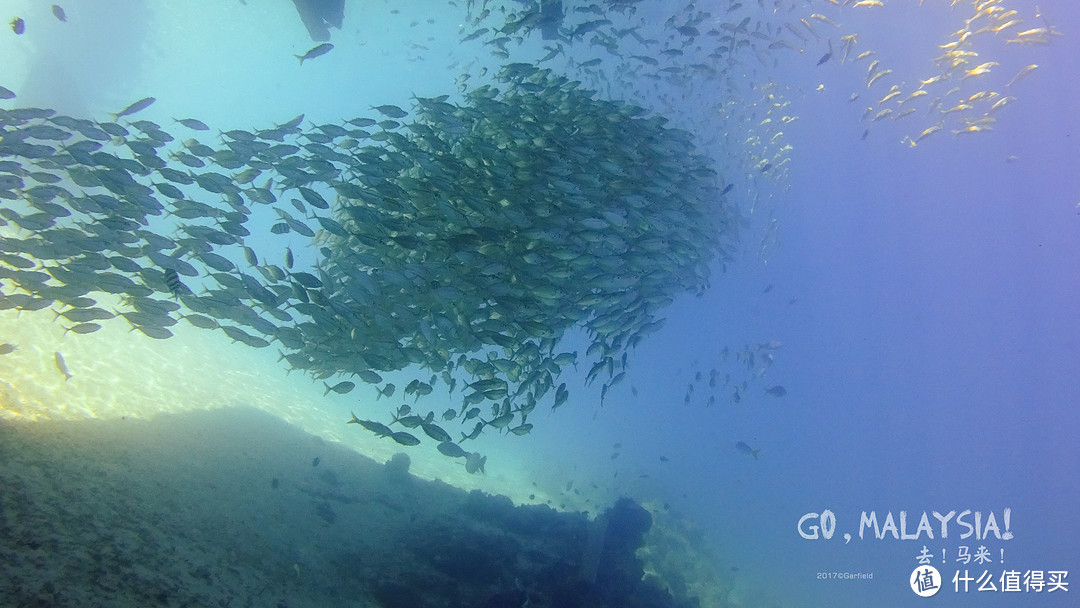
323, 382, 332, 396
347, 411, 360, 424
295, 55, 305, 64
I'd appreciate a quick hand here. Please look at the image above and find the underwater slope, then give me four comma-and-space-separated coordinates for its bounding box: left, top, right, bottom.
0, 406, 706, 608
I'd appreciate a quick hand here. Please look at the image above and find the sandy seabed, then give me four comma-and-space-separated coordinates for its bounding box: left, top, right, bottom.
0, 306, 735, 608
0, 405, 733, 608
2, 406, 391, 607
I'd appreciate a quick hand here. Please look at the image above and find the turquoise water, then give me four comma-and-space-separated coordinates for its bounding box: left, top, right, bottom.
2, 1, 1078, 606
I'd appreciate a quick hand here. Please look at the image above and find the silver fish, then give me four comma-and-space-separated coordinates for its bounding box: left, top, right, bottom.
54, 351, 72, 381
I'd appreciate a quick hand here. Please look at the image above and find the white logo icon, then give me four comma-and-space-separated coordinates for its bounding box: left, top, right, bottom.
910, 566, 941, 597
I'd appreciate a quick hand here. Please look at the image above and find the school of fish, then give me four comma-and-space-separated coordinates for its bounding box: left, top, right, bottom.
454, 0, 1056, 264
0, 62, 732, 467
0, 0, 1059, 469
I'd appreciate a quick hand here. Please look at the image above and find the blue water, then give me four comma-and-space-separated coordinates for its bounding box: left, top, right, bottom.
3, 0, 1078, 606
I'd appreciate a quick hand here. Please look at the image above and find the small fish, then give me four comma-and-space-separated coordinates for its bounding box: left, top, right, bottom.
163, 268, 188, 296
421, 422, 452, 443
867, 68, 892, 88
0, 343, 17, 355
461, 28, 488, 42
393, 413, 424, 428
465, 452, 487, 474
64, 323, 102, 335
371, 104, 408, 119
914, 124, 942, 144
296, 43, 334, 64
139, 326, 174, 340
347, 412, 393, 437
346, 367, 379, 383
323, 380, 355, 396
10, 17, 24, 35
312, 457, 320, 467
390, 431, 420, 446
461, 421, 484, 441
52, 5, 67, 22
113, 97, 156, 120
437, 442, 467, 458
735, 441, 760, 460
54, 351, 72, 381
176, 118, 209, 130
487, 413, 514, 429
552, 383, 568, 410
1005, 64, 1038, 88
764, 385, 787, 397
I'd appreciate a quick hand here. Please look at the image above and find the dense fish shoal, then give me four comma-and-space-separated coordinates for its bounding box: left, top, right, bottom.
0, 65, 736, 463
